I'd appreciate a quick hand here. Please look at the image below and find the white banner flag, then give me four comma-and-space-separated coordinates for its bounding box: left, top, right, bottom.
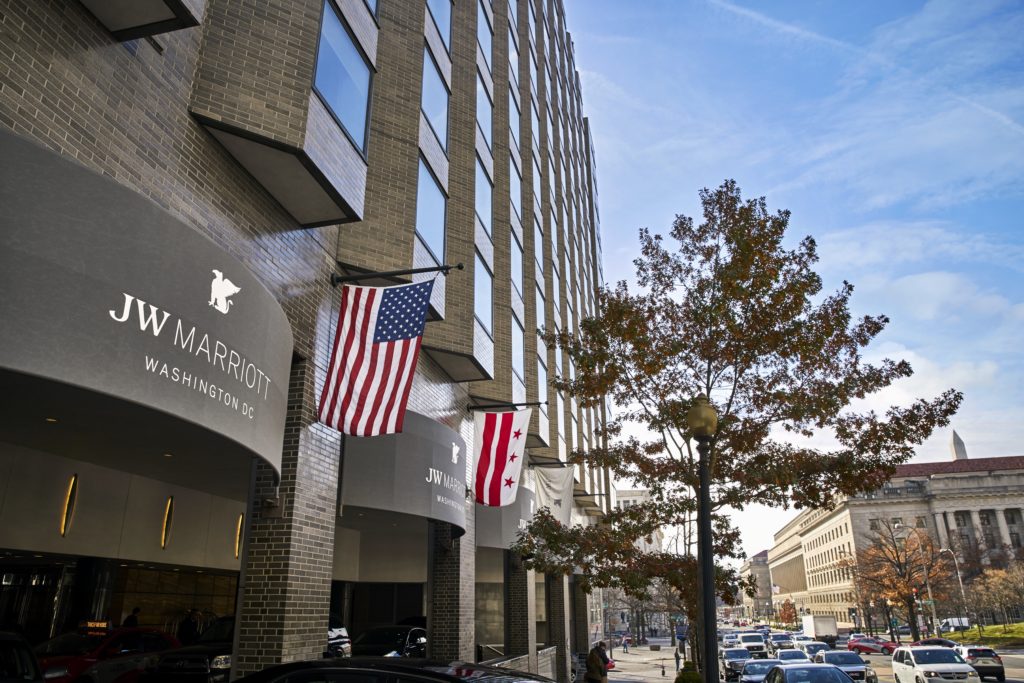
534, 465, 574, 526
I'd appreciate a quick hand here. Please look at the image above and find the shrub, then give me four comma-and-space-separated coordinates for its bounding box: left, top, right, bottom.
675, 671, 703, 683
683, 661, 697, 672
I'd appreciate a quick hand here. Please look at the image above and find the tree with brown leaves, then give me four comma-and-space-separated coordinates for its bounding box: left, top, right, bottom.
513, 180, 961, 655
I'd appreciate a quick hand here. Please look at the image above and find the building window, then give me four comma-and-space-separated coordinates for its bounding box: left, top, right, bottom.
475, 251, 492, 335
534, 219, 544, 269
508, 26, 519, 85
475, 157, 492, 235
315, 1, 372, 151
955, 512, 968, 528
476, 71, 492, 149
477, 0, 492, 69
891, 517, 903, 527
537, 356, 547, 410
426, 0, 451, 49
869, 519, 879, 531
535, 282, 545, 331
510, 157, 522, 219
415, 158, 445, 265
512, 314, 525, 381
532, 156, 542, 204
531, 104, 541, 150
509, 87, 521, 151
421, 48, 449, 150
915, 516, 927, 528
511, 231, 524, 296
1011, 532, 1021, 549
980, 512, 992, 526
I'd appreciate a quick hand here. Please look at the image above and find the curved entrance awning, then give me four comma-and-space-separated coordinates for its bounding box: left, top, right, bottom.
0, 130, 294, 482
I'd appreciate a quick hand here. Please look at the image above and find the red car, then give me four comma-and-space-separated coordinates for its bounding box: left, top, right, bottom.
847, 636, 898, 655
35, 627, 179, 683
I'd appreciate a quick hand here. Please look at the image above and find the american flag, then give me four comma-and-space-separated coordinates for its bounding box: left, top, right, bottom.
318, 280, 434, 436
473, 409, 532, 506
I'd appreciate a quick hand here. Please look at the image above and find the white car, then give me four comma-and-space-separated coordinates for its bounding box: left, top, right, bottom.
892, 646, 979, 683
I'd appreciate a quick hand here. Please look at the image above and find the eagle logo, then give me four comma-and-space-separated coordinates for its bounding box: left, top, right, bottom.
209, 269, 241, 315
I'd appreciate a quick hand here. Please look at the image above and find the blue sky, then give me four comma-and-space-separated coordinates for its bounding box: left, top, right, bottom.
563, 0, 1024, 556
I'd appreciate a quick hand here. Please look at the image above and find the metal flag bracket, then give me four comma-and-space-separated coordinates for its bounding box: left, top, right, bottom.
466, 401, 547, 412
330, 262, 464, 287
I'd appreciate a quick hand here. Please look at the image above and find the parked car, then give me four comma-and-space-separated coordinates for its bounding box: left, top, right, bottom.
847, 637, 898, 656
350, 626, 427, 658
229, 656, 556, 683
739, 659, 781, 683
848, 634, 867, 642
720, 648, 753, 681
1, 631, 42, 683
326, 615, 351, 658
737, 634, 769, 659
768, 634, 794, 654
911, 639, 959, 649
762, 663, 856, 683
891, 646, 978, 683
814, 650, 878, 683
141, 617, 234, 683
954, 646, 1004, 682
35, 627, 179, 683
774, 650, 810, 663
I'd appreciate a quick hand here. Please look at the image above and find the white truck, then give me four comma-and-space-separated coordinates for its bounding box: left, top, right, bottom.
939, 617, 970, 633
801, 615, 838, 647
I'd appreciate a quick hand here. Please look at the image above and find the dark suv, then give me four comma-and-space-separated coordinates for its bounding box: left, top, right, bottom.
1, 631, 42, 683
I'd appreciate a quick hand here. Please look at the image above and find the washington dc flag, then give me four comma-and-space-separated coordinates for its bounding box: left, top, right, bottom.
473, 409, 532, 506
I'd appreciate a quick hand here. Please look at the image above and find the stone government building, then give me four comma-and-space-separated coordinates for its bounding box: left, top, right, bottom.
758, 433, 1024, 628
0, 0, 610, 680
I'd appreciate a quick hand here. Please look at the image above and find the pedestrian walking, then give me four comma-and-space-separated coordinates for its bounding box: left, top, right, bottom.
122, 607, 141, 628
674, 648, 681, 671
586, 641, 609, 683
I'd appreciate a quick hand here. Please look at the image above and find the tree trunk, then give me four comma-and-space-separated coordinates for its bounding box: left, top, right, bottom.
907, 597, 920, 643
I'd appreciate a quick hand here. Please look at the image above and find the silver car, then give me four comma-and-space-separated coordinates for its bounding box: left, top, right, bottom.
740, 659, 782, 683
815, 649, 878, 683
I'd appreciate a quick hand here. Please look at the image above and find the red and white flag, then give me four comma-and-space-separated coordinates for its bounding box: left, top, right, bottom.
473, 409, 532, 506
318, 280, 433, 436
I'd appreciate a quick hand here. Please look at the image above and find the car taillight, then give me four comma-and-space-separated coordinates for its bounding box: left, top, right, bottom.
993, 656, 1002, 663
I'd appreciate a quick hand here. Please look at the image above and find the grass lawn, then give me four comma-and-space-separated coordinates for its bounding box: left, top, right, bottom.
951, 622, 1024, 649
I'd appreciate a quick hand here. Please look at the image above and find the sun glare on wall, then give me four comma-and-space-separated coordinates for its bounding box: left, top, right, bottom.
60, 474, 79, 537
161, 496, 174, 549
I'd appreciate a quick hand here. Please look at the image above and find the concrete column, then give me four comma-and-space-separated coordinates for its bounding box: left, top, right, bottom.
969, 510, 989, 561
428, 520, 477, 662
546, 574, 572, 683
995, 509, 1013, 549
234, 360, 341, 676
570, 576, 590, 653
934, 512, 949, 548
504, 551, 538, 672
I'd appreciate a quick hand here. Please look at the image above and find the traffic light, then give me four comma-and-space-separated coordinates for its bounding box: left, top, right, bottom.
912, 587, 920, 605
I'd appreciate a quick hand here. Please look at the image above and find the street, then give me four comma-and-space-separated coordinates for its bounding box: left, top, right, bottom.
603, 639, 1024, 683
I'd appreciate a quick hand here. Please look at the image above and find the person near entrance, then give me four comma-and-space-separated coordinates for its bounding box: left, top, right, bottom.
586, 641, 609, 683
123, 607, 141, 627
177, 610, 201, 645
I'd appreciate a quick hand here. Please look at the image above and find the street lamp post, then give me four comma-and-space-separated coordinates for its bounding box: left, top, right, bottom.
895, 523, 938, 636
687, 396, 718, 683
940, 548, 969, 637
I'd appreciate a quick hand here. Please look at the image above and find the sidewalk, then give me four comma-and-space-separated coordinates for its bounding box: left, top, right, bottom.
606, 639, 680, 683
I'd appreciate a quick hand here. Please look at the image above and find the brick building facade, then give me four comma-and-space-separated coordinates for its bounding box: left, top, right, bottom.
0, 0, 607, 679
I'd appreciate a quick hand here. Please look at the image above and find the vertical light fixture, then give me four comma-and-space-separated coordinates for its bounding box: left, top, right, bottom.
60, 474, 79, 537
234, 513, 244, 559
161, 496, 174, 549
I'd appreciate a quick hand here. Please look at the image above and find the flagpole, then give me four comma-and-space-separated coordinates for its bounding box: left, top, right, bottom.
330, 262, 463, 287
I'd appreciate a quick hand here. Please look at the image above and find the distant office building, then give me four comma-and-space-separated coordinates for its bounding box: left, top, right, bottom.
0, 0, 608, 679
615, 489, 664, 554
739, 550, 772, 620
767, 434, 1024, 627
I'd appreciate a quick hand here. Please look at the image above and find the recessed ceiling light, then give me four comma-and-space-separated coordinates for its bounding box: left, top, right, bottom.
163, 452, 173, 458
45, 417, 58, 423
